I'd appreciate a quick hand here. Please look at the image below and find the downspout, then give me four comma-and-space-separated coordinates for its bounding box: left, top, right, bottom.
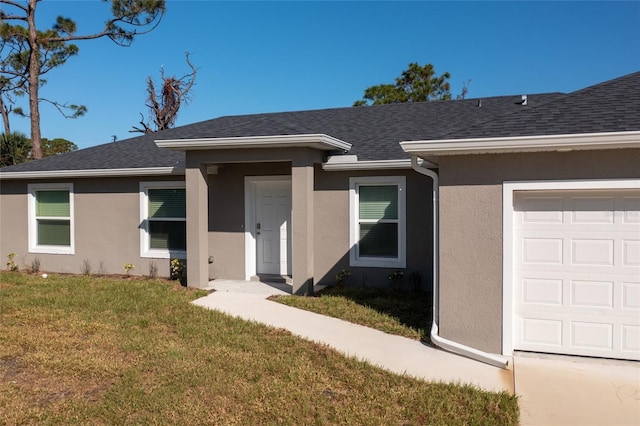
411, 156, 509, 369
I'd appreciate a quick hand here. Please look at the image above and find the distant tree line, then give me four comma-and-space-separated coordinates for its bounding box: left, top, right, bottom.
0, 133, 76, 166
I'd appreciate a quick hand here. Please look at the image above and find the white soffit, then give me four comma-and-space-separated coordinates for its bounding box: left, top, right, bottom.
0, 167, 184, 180
322, 156, 437, 171
400, 131, 640, 158
156, 134, 352, 152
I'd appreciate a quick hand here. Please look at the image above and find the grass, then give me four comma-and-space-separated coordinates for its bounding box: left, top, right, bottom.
0, 272, 518, 425
272, 286, 432, 341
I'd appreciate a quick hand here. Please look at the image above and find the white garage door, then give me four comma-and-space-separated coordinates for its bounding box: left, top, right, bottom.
513, 190, 640, 360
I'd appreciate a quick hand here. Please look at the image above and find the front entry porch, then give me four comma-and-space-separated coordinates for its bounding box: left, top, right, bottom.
164, 135, 352, 295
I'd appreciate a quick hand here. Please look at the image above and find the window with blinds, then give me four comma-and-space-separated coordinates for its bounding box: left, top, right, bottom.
147, 188, 186, 251
140, 182, 186, 258
349, 176, 406, 268
358, 185, 398, 257
28, 183, 74, 254
35, 190, 71, 246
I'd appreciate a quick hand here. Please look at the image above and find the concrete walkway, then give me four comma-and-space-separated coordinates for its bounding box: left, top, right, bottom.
193, 279, 513, 393
193, 279, 640, 425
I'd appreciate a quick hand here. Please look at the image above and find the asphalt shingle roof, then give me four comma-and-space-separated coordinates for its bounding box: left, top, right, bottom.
1, 71, 638, 174
444, 71, 640, 139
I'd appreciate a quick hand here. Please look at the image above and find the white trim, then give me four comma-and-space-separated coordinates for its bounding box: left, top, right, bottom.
156, 134, 352, 152
502, 178, 640, 356
323, 158, 439, 171
139, 181, 187, 259
349, 176, 406, 269
27, 183, 75, 255
0, 167, 184, 180
244, 176, 292, 280
401, 131, 640, 157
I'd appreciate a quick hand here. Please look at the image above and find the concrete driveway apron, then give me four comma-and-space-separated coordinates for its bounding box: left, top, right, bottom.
514, 354, 640, 426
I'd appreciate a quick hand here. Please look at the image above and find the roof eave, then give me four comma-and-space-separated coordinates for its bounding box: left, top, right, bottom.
400, 131, 640, 161
155, 134, 352, 152
0, 166, 185, 180
322, 157, 438, 171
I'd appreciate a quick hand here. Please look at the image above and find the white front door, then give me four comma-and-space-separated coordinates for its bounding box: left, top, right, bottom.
512, 189, 640, 360
255, 181, 292, 275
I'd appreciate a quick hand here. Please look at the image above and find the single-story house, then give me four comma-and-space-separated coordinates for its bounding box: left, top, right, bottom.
1, 71, 638, 364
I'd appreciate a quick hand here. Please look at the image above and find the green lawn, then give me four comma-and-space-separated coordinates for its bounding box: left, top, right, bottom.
0, 272, 518, 425
272, 286, 432, 341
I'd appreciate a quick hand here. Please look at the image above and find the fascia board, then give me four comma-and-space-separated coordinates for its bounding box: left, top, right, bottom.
156, 134, 352, 152
0, 167, 184, 180
400, 131, 640, 156
322, 158, 438, 171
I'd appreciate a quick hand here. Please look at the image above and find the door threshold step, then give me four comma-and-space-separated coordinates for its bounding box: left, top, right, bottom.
251, 274, 292, 285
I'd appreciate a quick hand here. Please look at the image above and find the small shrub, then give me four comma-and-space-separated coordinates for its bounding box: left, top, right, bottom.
170, 258, 186, 286
6, 252, 18, 271
388, 270, 404, 290
97, 261, 107, 275
335, 269, 351, 287
30, 257, 41, 273
123, 263, 135, 275
149, 261, 158, 279
81, 259, 92, 276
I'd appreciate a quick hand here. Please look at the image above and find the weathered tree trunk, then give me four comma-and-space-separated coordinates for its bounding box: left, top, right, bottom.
27, 0, 42, 159
0, 96, 10, 135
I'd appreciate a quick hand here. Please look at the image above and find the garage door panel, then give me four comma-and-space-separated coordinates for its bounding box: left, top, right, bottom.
571, 321, 613, 350
522, 278, 563, 305
570, 197, 614, 224
623, 240, 640, 266
571, 238, 614, 266
522, 237, 563, 264
622, 282, 640, 310
570, 280, 613, 308
623, 197, 640, 223
513, 189, 640, 361
622, 325, 640, 352
521, 318, 563, 346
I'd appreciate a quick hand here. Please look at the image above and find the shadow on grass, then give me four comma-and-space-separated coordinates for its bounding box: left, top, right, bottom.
317, 286, 433, 342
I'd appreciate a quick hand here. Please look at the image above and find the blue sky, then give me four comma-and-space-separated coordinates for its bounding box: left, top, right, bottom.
5, 1, 640, 149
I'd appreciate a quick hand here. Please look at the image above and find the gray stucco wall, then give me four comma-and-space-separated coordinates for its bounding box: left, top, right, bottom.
314, 167, 433, 290
438, 148, 640, 353
0, 163, 433, 291
0, 176, 184, 277
205, 163, 433, 290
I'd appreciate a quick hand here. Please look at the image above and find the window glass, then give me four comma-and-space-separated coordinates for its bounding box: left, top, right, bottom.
359, 186, 398, 220
359, 222, 398, 257
29, 184, 74, 254
37, 219, 71, 246
141, 183, 186, 257
349, 176, 405, 268
36, 190, 70, 217
148, 189, 186, 218
149, 221, 186, 251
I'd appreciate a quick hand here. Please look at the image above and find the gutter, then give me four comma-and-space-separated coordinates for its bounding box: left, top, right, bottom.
410, 156, 510, 369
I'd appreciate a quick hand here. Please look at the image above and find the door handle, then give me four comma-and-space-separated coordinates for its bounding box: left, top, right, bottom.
256, 222, 261, 235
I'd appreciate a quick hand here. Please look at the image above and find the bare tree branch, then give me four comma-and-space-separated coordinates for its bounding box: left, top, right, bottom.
131, 52, 198, 134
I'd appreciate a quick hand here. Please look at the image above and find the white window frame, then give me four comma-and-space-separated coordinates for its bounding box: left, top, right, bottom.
139, 181, 186, 259
28, 183, 75, 255
349, 176, 406, 268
